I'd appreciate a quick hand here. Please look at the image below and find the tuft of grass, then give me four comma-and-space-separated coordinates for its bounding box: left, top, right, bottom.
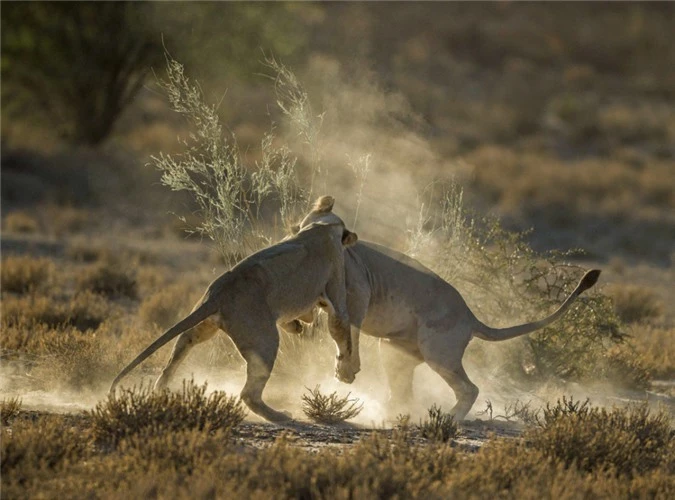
1, 256, 53, 294
1, 414, 90, 476
607, 284, 664, 324
418, 404, 458, 442
91, 379, 247, 447
48, 206, 90, 237
1, 291, 109, 332
630, 324, 675, 380
138, 283, 192, 329
526, 397, 673, 477
77, 261, 137, 299
301, 385, 363, 424
1, 397, 22, 426
66, 240, 112, 263
2, 211, 40, 233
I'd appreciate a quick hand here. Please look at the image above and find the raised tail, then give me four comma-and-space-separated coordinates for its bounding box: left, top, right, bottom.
473, 269, 601, 342
109, 299, 217, 394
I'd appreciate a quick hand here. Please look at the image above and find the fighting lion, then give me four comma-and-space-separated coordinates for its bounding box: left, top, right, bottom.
288, 201, 601, 420
109, 196, 357, 422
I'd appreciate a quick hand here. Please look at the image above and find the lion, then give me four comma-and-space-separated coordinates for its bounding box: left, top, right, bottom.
286, 202, 601, 420
109, 196, 357, 422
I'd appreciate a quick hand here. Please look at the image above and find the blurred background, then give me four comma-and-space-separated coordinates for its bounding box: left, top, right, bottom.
2, 1, 673, 265
1, 1, 674, 416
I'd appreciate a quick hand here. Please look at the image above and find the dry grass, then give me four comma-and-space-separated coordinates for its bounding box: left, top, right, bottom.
92, 379, 246, 447
526, 397, 673, 477
1, 256, 54, 294
46, 206, 91, 237
77, 261, 138, 299
606, 283, 665, 324
0, 397, 22, 426
1, 415, 91, 478
1, 399, 672, 498
418, 404, 458, 442
2, 211, 40, 233
138, 283, 193, 329
301, 385, 363, 424
630, 324, 675, 380
66, 240, 113, 263
1, 291, 110, 332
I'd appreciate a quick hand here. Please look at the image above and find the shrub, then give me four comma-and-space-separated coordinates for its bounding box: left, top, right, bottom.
3, 211, 39, 233
1, 397, 22, 426
138, 283, 193, 329
77, 262, 137, 299
66, 240, 112, 263
118, 428, 231, 474
151, 53, 307, 267
1, 292, 109, 332
526, 397, 673, 477
301, 385, 364, 424
418, 404, 458, 442
91, 379, 246, 447
49, 206, 90, 236
630, 324, 675, 380
1, 256, 53, 294
33, 326, 117, 390
607, 284, 664, 324
1, 415, 90, 476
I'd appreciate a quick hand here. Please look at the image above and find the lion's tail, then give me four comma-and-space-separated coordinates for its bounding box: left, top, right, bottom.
472, 269, 600, 342
109, 299, 217, 394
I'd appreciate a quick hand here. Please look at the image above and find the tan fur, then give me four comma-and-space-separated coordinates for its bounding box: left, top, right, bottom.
292, 205, 601, 420
109, 197, 357, 423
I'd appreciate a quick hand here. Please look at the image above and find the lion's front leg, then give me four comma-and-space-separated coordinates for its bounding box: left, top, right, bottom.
350, 324, 361, 374
328, 312, 356, 384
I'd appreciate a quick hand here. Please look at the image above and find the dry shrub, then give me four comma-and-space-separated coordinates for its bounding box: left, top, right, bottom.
66, 240, 113, 263
77, 261, 137, 299
1, 291, 109, 332
91, 379, 246, 447
3, 211, 40, 233
118, 428, 231, 474
48, 206, 90, 236
32, 326, 119, 390
1, 256, 53, 294
1, 397, 22, 426
1, 414, 90, 478
418, 404, 458, 442
526, 397, 673, 477
301, 385, 363, 424
138, 283, 193, 329
606, 283, 664, 324
630, 324, 675, 380
604, 343, 652, 390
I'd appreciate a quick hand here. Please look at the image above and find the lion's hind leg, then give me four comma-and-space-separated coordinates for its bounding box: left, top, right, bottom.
379, 338, 423, 416
419, 327, 478, 420
428, 362, 479, 421
227, 315, 291, 423
154, 319, 219, 391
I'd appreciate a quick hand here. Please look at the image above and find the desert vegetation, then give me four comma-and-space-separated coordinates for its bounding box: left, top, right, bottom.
1, 2, 673, 498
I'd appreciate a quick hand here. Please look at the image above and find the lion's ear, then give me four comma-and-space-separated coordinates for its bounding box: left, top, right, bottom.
342, 229, 358, 247
313, 195, 335, 213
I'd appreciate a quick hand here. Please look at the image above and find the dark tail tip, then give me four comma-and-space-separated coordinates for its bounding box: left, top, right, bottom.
578, 269, 601, 293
